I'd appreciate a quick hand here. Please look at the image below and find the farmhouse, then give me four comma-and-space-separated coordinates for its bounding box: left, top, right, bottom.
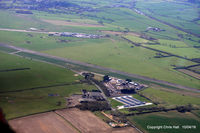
82, 90, 105, 101
146, 27, 165, 32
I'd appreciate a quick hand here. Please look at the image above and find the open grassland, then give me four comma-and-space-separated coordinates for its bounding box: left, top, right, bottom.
139, 87, 200, 108
128, 111, 200, 133
43, 37, 200, 89
143, 44, 200, 59
0, 9, 120, 33
109, 98, 124, 108
124, 35, 151, 43
0, 30, 84, 51
0, 52, 81, 92
0, 30, 199, 89
157, 39, 189, 48
0, 83, 95, 119
0, 52, 97, 119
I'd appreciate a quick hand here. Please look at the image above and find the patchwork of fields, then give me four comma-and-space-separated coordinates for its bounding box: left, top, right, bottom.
9, 108, 138, 133
0, 51, 97, 119
0, 0, 199, 132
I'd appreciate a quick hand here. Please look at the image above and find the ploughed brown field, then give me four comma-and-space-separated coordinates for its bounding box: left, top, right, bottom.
9, 112, 78, 133
9, 108, 138, 133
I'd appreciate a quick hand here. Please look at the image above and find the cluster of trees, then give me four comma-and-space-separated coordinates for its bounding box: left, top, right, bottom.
110, 110, 128, 123
0, 0, 83, 13
76, 101, 111, 112
31, 0, 79, 9
120, 89, 135, 94
89, 76, 110, 97
126, 104, 196, 116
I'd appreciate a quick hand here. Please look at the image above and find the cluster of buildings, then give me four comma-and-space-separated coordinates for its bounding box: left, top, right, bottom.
49, 32, 104, 39
146, 27, 165, 32
113, 95, 152, 109
80, 90, 105, 102
104, 77, 145, 96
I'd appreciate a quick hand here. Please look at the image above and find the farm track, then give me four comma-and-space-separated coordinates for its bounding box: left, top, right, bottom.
0, 81, 85, 94
0, 43, 199, 93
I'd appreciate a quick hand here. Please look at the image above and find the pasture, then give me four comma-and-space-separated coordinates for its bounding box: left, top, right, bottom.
136, 0, 200, 35
128, 111, 200, 133
43, 37, 199, 89
139, 87, 200, 108
0, 51, 97, 119
0, 29, 199, 89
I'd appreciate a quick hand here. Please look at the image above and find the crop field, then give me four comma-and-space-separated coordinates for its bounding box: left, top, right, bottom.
128, 111, 200, 133
9, 112, 79, 133
55, 108, 138, 133
55, 108, 111, 133
9, 109, 138, 133
0, 51, 97, 119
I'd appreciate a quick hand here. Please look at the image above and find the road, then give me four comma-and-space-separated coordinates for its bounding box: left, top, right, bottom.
0, 43, 199, 93
0, 28, 53, 34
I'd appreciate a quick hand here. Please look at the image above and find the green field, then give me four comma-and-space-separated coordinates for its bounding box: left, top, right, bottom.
0, 29, 199, 89
128, 111, 200, 133
43, 37, 199, 89
135, 0, 200, 35
140, 87, 200, 108
0, 51, 82, 92
0, 51, 97, 119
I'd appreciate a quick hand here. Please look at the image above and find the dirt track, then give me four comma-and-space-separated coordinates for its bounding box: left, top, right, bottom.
0, 43, 199, 93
